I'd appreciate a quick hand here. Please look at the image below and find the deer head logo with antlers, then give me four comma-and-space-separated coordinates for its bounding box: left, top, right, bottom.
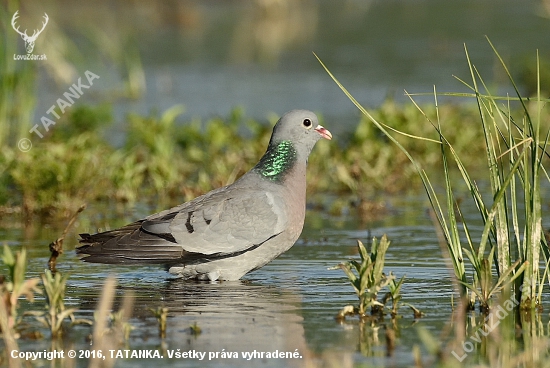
11, 11, 49, 54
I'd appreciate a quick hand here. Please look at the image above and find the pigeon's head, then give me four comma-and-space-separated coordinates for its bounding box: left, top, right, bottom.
269, 109, 332, 158
254, 110, 332, 182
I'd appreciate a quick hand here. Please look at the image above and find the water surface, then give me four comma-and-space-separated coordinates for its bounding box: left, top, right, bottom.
3, 192, 458, 367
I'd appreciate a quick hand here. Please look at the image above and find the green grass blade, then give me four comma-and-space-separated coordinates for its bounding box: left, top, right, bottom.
478, 147, 528, 259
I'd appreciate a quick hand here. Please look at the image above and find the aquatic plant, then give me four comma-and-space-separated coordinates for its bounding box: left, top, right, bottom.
150, 306, 168, 339
408, 41, 547, 311
189, 322, 202, 336
335, 235, 419, 320
0, 245, 41, 328
337, 236, 390, 317
317, 38, 550, 310
385, 273, 407, 317
27, 270, 92, 337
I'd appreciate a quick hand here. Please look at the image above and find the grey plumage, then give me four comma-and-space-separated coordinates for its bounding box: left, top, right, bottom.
77, 110, 332, 281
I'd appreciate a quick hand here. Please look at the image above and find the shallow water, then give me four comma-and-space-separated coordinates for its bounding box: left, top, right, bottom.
2, 184, 550, 366
2, 192, 464, 367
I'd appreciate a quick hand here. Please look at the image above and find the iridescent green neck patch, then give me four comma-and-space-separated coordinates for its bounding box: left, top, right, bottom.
255, 140, 297, 182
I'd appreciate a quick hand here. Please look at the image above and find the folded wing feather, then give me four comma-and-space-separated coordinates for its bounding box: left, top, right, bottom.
78, 188, 287, 263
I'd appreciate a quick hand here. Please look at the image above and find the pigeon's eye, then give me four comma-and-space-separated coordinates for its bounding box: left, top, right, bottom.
303, 119, 312, 128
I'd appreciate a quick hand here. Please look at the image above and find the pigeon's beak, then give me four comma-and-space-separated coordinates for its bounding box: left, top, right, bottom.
315, 125, 332, 140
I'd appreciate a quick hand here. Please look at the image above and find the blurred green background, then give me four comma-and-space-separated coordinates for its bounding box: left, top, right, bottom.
5, 0, 550, 136
2, 0, 550, 216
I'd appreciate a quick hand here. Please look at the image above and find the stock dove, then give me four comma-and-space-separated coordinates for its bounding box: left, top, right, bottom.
77, 110, 332, 281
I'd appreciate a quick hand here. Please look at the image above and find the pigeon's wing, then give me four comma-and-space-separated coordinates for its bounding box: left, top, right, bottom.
141, 188, 287, 256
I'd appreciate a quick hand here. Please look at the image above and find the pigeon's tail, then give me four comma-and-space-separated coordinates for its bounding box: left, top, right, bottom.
77, 221, 184, 264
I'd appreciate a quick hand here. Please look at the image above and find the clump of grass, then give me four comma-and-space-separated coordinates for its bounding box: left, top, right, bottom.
316, 38, 550, 310
334, 235, 420, 321
407, 41, 547, 311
